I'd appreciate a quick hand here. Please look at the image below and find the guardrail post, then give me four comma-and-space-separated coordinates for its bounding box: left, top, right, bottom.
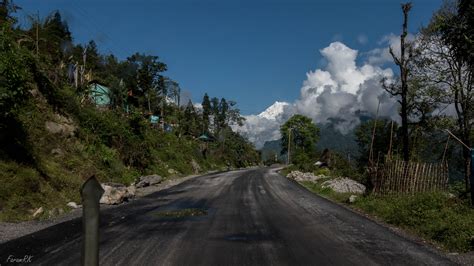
81, 175, 104, 266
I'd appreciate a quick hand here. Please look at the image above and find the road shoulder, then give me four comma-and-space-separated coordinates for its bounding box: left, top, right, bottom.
274, 168, 472, 266
0, 170, 217, 244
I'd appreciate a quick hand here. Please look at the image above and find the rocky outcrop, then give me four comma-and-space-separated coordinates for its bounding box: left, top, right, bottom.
135, 175, 162, 188
50, 148, 65, 156
100, 183, 136, 205
286, 171, 328, 182
348, 195, 358, 203
168, 168, 178, 175
191, 159, 201, 174
44, 114, 76, 137
67, 202, 79, 209
321, 178, 366, 194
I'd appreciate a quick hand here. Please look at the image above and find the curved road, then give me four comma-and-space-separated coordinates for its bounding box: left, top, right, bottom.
1, 167, 454, 265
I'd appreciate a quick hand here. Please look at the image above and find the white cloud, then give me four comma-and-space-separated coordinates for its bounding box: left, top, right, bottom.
235, 41, 398, 148
193, 103, 203, 110
365, 33, 416, 65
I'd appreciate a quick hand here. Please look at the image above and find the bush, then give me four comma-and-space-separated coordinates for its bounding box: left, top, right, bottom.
292, 152, 315, 172
314, 167, 331, 176
354, 193, 474, 252
301, 176, 474, 252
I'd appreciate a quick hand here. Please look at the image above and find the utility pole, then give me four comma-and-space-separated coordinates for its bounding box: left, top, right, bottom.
287, 127, 292, 165
81, 45, 87, 86
369, 100, 381, 166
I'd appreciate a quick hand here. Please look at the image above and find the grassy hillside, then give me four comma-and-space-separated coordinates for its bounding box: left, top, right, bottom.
0, 14, 259, 222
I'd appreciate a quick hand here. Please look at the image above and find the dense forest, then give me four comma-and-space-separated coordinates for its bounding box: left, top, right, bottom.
0, 2, 259, 221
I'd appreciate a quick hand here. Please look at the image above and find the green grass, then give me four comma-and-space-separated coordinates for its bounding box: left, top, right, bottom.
299, 179, 474, 252
301, 180, 352, 203
353, 193, 474, 252
0, 160, 80, 221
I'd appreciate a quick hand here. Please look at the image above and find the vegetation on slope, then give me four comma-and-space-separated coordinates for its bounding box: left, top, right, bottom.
0, 5, 259, 221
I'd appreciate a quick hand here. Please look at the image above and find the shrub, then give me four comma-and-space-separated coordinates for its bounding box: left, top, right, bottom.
354, 193, 474, 252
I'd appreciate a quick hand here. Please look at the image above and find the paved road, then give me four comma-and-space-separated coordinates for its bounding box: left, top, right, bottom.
1, 167, 454, 265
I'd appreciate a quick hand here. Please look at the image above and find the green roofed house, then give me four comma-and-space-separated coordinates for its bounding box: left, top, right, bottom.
89, 81, 111, 107
198, 133, 215, 142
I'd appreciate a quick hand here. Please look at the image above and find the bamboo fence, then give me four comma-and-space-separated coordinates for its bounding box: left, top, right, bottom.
371, 159, 449, 195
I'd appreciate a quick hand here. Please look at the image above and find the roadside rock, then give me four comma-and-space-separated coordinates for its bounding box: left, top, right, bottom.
135, 175, 162, 188
45, 121, 75, 137
321, 177, 366, 194
168, 168, 178, 175
51, 148, 64, 156
100, 183, 135, 205
48, 208, 63, 218
67, 202, 79, 209
127, 185, 136, 197
32, 207, 44, 218
287, 171, 327, 182
349, 195, 358, 203
191, 159, 201, 174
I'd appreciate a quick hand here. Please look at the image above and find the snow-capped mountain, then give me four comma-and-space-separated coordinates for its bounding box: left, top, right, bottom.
232, 101, 294, 149
257, 101, 290, 120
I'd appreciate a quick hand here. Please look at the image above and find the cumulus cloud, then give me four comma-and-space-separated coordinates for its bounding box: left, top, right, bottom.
234, 41, 399, 148
364, 33, 416, 65
296, 42, 396, 130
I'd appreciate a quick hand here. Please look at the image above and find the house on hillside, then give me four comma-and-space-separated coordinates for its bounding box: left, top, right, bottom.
88, 81, 111, 107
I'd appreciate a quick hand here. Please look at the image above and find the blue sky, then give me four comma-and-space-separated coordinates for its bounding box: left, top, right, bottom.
16, 0, 442, 115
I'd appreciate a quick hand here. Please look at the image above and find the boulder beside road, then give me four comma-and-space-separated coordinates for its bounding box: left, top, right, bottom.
286, 171, 328, 182
321, 177, 366, 194
135, 175, 162, 188
100, 183, 136, 205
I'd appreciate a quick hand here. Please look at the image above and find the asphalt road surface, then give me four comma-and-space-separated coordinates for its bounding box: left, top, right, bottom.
1, 167, 455, 265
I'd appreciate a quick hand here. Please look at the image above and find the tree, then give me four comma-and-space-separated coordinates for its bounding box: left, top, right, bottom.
0, 22, 33, 118
382, 3, 416, 162
0, 0, 19, 25
165, 78, 180, 107
201, 93, 211, 133
210, 97, 220, 133
84, 40, 101, 75
355, 119, 399, 167
183, 100, 199, 136
280, 114, 320, 163
126, 53, 167, 113
226, 100, 245, 126
438, 0, 474, 69
218, 98, 229, 129
416, 0, 473, 191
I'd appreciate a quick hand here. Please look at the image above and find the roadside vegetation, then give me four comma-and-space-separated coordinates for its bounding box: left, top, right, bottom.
280, 0, 474, 252
301, 181, 474, 252
0, 3, 259, 221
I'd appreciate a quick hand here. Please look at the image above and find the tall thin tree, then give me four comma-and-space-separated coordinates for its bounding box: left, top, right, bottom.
383, 2, 415, 162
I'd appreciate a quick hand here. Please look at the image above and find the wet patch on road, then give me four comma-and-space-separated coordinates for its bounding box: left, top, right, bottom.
223, 233, 274, 243
149, 208, 208, 219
